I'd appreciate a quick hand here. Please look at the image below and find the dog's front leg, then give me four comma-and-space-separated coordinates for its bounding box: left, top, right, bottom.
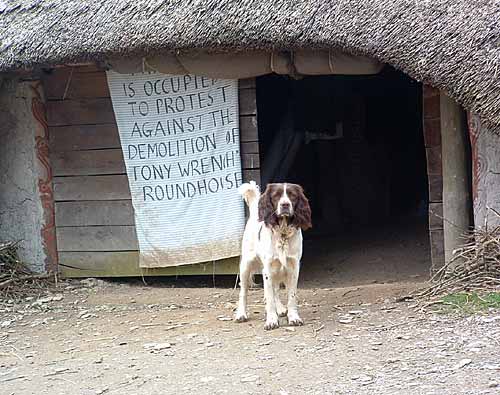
262, 261, 279, 330
235, 257, 253, 322
286, 259, 303, 326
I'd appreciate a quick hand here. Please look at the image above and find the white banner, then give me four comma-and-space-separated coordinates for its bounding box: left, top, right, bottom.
106, 71, 245, 267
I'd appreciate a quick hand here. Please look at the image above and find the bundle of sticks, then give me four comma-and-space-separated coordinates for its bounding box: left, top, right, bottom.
418, 226, 500, 298
0, 241, 49, 296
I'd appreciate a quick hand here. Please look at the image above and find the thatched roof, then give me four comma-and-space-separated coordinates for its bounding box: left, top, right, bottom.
0, 1, 499, 127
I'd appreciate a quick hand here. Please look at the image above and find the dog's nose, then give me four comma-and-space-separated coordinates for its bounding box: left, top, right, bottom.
281, 202, 290, 210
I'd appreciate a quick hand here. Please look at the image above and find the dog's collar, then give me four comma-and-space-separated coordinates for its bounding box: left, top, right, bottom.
274, 219, 295, 240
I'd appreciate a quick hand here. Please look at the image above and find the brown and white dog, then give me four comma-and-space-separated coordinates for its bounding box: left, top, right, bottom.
235, 181, 312, 330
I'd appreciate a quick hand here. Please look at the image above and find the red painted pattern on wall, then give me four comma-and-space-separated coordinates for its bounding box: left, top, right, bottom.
30, 82, 58, 273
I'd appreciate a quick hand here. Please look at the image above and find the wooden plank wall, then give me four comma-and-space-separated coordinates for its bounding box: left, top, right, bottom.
423, 85, 445, 272
43, 65, 259, 277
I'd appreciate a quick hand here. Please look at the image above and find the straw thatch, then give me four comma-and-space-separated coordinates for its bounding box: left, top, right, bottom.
0, 1, 499, 127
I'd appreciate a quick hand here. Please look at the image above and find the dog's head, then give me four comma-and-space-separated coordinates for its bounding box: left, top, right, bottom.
258, 183, 312, 230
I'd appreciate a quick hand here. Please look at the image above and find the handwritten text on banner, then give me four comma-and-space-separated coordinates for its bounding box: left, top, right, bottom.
106, 71, 245, 267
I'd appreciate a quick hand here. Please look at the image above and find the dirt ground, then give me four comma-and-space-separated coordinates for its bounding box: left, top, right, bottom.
301, 219, 431, 287
1, 278, 499, 395
1, 228, 499, 395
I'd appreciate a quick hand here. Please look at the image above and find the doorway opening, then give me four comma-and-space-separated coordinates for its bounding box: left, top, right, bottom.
256, 67, 431, 287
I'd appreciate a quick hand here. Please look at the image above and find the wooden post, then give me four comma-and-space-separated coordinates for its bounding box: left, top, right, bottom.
440, 92, 471, 264
423, 85, 444, 272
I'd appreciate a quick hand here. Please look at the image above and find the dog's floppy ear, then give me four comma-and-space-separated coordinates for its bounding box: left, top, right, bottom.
258, 184, 279, 227
291, 185, 312, 231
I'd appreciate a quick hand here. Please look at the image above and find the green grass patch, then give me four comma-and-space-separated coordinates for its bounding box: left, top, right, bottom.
436, 292, 500, 314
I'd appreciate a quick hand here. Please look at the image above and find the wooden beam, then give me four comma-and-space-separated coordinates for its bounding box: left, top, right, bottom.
440, 92, 471, 265
241, 141, 259, 154
46, 98, 115, 126
239, 79, 256, 89
58, 251, 239, 277
52, 149, 125, 176
43, 70, 109, 100
57, 225, 138, 252
55, 200, 134, 226
49, 124, 120, 151
53, 149, 257, 176
53, 175, 131, 201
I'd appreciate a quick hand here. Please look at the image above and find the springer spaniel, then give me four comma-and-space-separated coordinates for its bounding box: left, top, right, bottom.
235, 181, 312, 330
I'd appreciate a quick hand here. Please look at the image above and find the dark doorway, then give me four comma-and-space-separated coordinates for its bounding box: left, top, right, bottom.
256, 67, 431, 287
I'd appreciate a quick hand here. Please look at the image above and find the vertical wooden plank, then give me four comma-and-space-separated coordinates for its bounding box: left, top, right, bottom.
425, 146, 442, 176
428, 202, 444, 230
239, 116, 258, 142
423, 119, 441, 147
440, 92, 471, 265
239, 88, 257, 116
423, 86, 440, 120
243, 169, 261, 185
423, 84, 444, 271
429, 229, 445, 270
239, 79, 260, 184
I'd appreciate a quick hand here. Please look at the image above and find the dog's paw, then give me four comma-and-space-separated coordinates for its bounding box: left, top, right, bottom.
264, 317, 279, 330
276, 306, 288, 317
288, 314, 304, 326
234, 312, 248, 323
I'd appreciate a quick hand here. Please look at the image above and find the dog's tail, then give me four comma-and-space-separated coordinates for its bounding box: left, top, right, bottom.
238, 180, 260, 220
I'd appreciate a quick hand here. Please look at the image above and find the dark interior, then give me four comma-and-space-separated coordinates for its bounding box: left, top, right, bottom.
256, 67, 431, 285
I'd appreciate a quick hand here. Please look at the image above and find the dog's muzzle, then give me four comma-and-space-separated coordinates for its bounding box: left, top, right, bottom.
279, 202, 292, 216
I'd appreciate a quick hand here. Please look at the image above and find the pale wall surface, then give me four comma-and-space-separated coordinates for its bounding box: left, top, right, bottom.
0, 78, 46, 272
469, 114, 500, 230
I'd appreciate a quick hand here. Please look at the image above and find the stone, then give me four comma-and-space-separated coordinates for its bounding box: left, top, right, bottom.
143, 342, 172, 351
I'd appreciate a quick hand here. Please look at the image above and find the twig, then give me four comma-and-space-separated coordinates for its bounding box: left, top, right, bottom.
484, 334, 500, 346
7, 349, 23, 362
84, 337, 116, 343
412, 224, 500, 301
342, 287, 360, 297
43, 368, 74, 377
49, 376, 78, 385
0, 375, 26, 383
62, 67, 74, 100
312, 324, 325, 337
370, 318, 425, 332
0, 273, 51, 289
